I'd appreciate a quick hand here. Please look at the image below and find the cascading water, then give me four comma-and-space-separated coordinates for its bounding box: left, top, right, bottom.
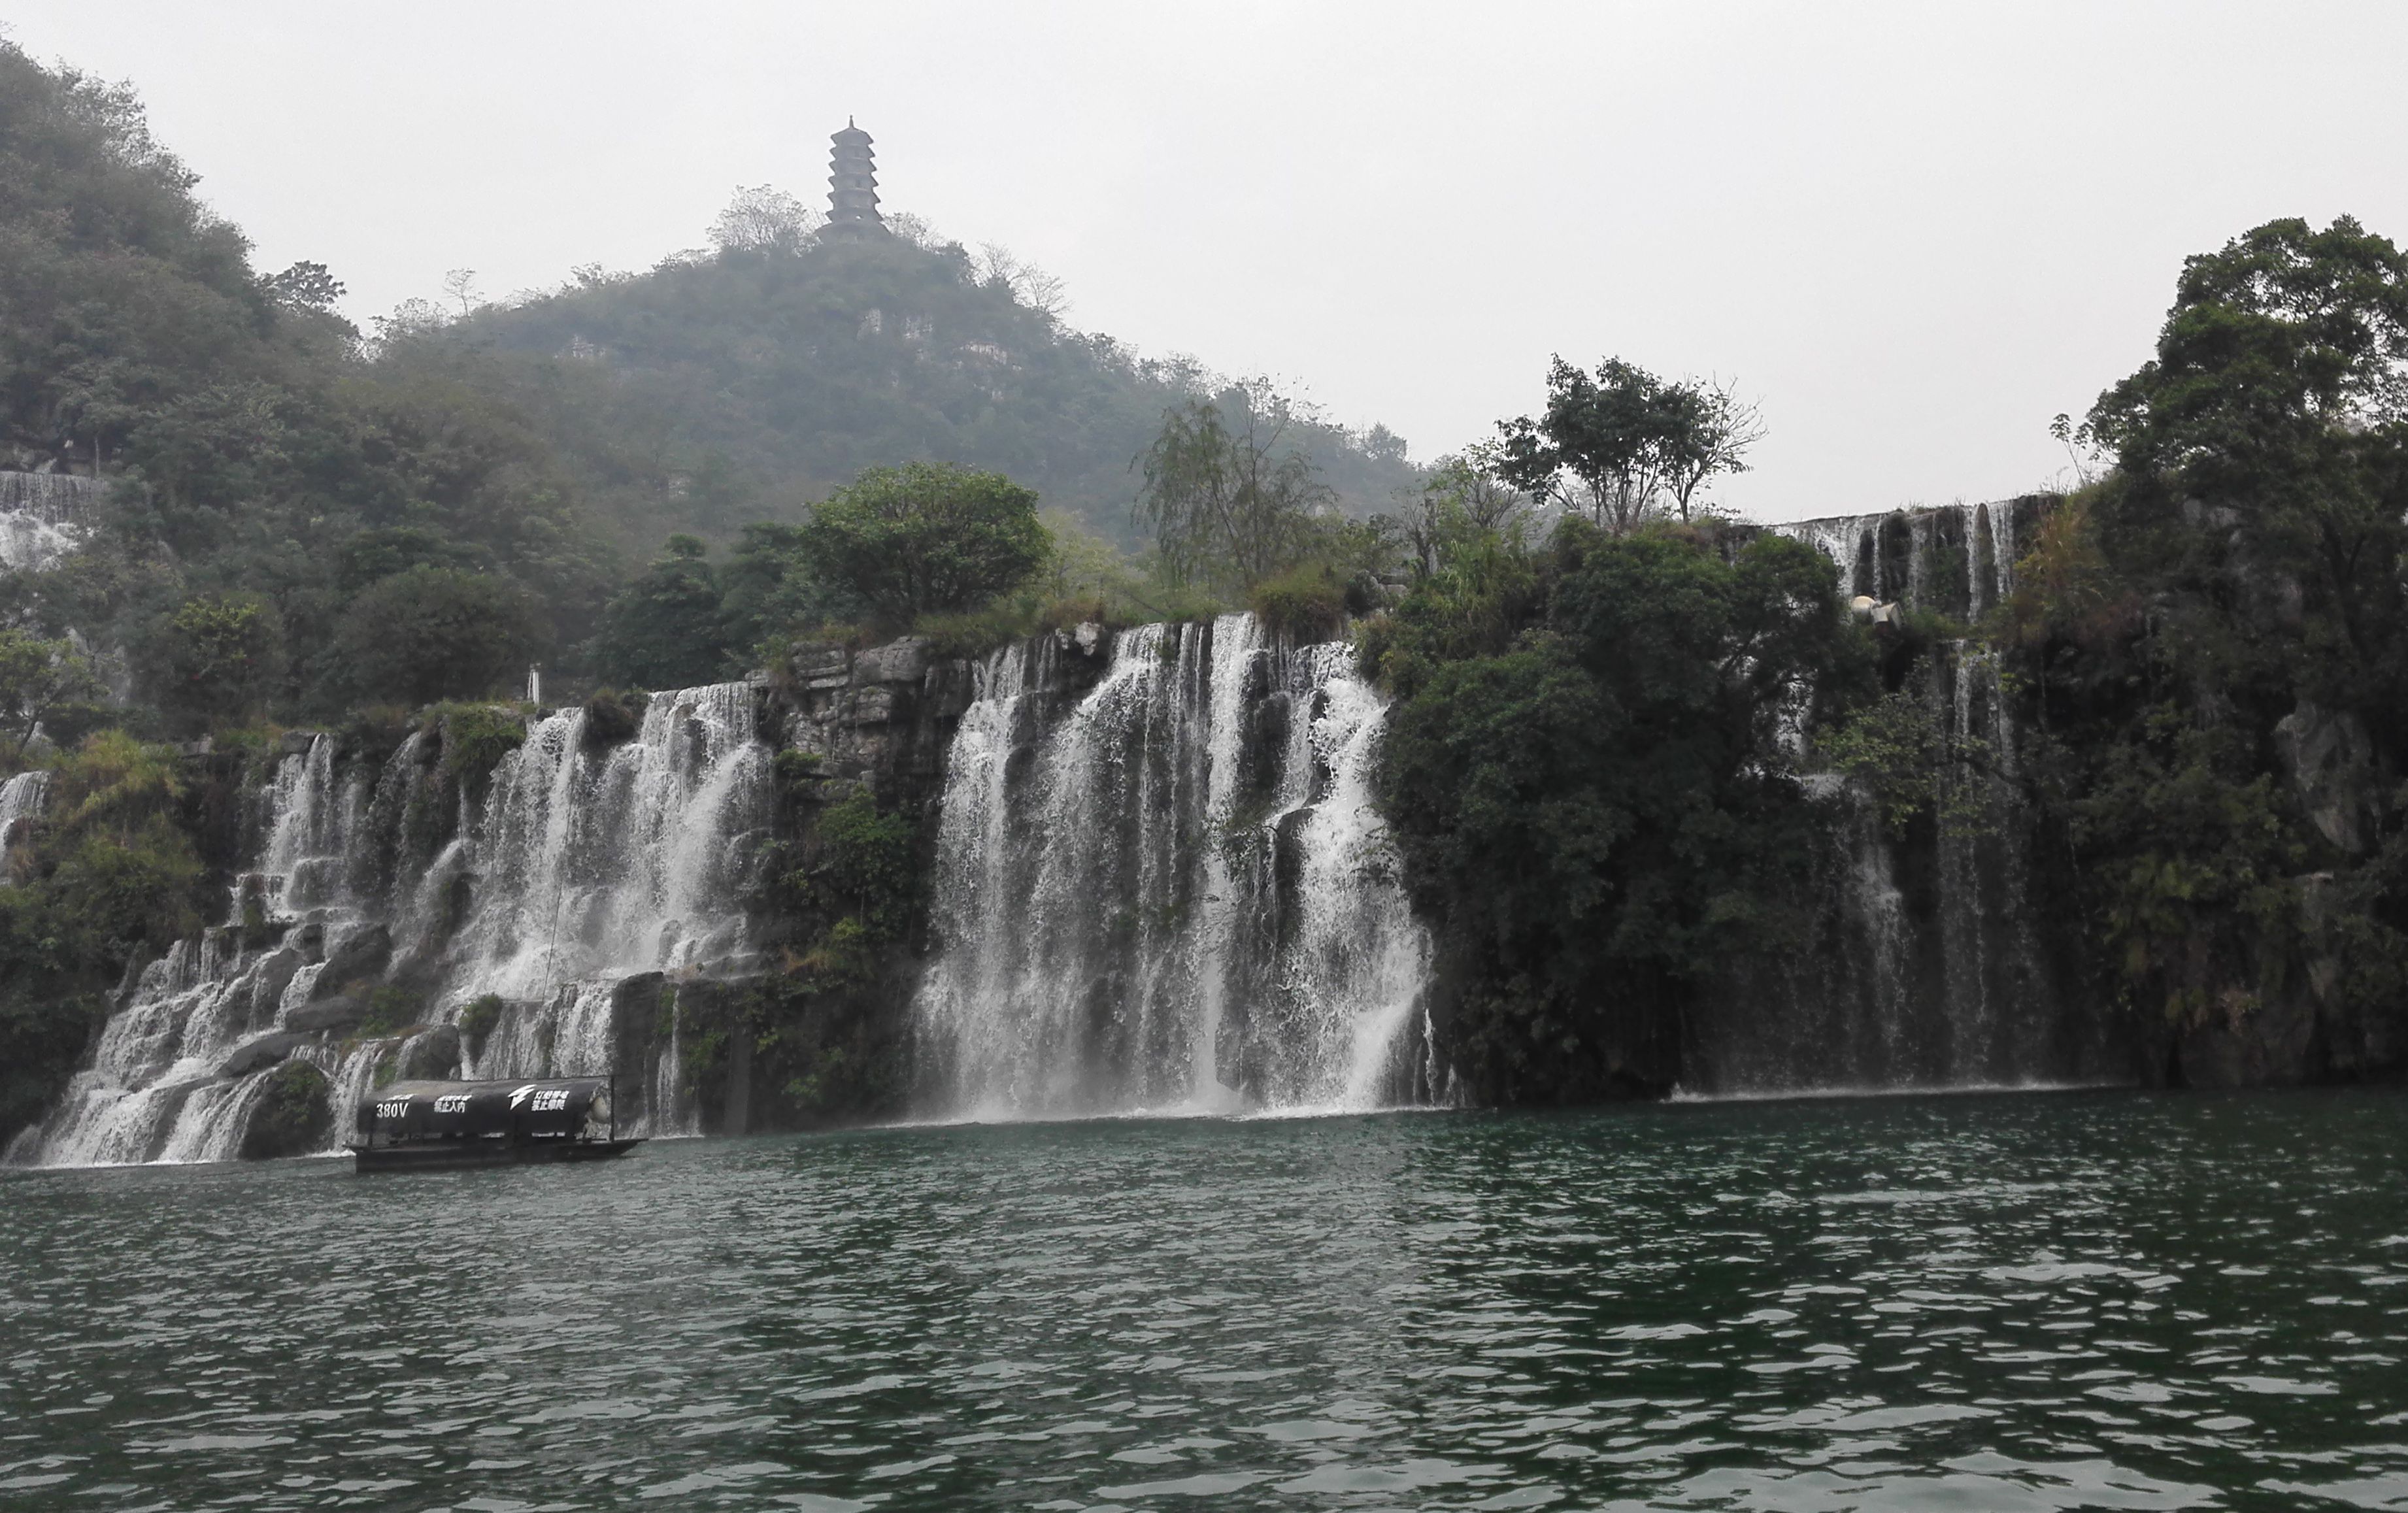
1687, 497, 2106, 1095
10, 684, 769, 1167
1776, 497, 2026, 622
0, 769, 48, 877
0, 471, 97, 571
913, 614, 1437, 1120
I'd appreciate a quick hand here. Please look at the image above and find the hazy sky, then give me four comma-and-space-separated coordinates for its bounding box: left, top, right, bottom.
10, 1, 2406, 522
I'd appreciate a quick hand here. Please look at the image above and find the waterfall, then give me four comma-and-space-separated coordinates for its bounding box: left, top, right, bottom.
0, 769, 48, 878
9, 684, 767, 1167
1775, 498, 2030, 619
0, 472, 98, 571
913, 614, 1435, 1120
433, 684, 769, 1006
1685, 656, 2069, 1095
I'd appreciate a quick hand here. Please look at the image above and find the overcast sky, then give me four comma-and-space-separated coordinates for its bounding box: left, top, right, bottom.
10, 1, 2405, 522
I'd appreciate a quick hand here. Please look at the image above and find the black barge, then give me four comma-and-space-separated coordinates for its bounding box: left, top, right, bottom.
348, 1076, 641, 1172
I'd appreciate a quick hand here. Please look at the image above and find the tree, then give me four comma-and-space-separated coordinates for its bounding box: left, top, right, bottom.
718, 522, 860, 651
332, 568, 543, 707
595, 535, 734, 691
1401, 445, 1524, 578
139, 593, 286, 734
1657, 377, 1764, 520
797, 462, 1049, 626
264, 261, 346, 314
1135, 381, 1336, 590
2033, 215, 2408, 1035
1496, 357, 1763, 531
2085, 215, 2408, 715
1379, 524, 1859, 1101
439, 268, 483, 319
1496, 357, 1671, 532
0, 631, 103, 759
975, 242, 1069, 318
711, 186, 821, 256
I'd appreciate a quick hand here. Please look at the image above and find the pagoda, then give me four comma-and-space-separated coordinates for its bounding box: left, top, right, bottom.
826, 119, 885, 239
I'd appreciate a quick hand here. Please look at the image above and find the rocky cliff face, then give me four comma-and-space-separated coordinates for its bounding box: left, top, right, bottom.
1722, 498, 2407, 1096
1678, 500, 2122, 1095
668, 627, 1119, 1137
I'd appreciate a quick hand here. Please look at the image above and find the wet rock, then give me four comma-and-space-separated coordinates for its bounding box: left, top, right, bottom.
2177, 991, 2320, 1088
395, 1024, 460, 1082
239, 1061, 331, 1160
244, 950, 303, 1030
218, 1032, 304, 1078
926, 660, 976, 720
309, 924, 391, 999
285, 995, 368, 1035
2274, 701, 2378, 856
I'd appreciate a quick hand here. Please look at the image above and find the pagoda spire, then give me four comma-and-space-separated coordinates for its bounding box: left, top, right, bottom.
826, 119, 885, 239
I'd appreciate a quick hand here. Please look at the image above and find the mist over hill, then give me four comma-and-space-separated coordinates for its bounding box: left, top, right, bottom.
453, 221, 1419, 554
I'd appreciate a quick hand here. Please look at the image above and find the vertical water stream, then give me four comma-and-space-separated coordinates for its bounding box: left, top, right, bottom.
912, 615, 1436, 1119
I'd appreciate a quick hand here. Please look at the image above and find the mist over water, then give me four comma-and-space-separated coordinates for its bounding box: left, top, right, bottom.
5, 1089, 2403, 1512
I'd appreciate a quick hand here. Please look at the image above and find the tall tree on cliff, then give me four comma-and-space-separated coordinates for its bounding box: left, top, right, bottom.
2039, 216, 2408, 1054
1134, 380, 1336, 591
1495, 357, 1761, 532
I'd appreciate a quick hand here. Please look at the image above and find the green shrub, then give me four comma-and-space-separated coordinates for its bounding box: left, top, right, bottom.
800, 790, 918, 942
1250, 563, 1348, 642
912, 597, 1045, 659
582, 688, 650, 748
426, 703, 526, 795
359, 984, 424, 1037
457, 992, 504, 1050
773, 748, 823, 790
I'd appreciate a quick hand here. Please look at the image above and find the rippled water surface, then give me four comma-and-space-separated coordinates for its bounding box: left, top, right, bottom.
5, 1090, 2407, 1511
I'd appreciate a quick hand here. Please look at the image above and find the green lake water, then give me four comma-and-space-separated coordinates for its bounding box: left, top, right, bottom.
3, 1089, 2405, 1511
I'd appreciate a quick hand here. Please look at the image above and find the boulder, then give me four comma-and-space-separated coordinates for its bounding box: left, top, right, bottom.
239, 1061, 331, 1160
218, 1032, 304, 1078
793, 642, 852, 690
854, 637, 930, 686
395, 1024, 461, 1082
848, 686, 898, 727
285, 994, 369, 1035
2274, 701, 2378, 856
309, 924, 391, 999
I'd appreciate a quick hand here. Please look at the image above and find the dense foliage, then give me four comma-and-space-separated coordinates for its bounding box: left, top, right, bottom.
1371, 516, 1869, 1101
1496, 357, 1761, 531
0, 41, 611, 724
2012, 216, 2408, 1060
795, 463, 1047, 627
0, 731, 214, 1137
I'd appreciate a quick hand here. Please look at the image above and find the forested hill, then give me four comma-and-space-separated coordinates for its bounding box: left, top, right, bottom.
0, 39, 1418, 722
457, 234, 1418, 551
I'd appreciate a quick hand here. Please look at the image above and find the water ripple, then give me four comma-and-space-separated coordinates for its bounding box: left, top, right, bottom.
2, 1089, 2404, 1510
